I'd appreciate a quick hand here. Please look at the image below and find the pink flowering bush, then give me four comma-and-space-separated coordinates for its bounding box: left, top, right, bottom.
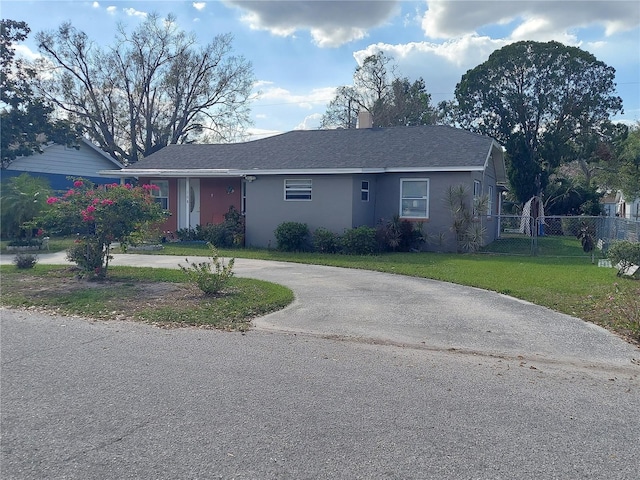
36, 178, 168, 277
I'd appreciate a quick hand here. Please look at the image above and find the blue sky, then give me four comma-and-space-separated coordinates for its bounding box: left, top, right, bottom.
3, 0, 639, 140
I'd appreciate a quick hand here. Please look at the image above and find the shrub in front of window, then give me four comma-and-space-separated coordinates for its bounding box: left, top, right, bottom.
200, 223, 235, 248
341, 226, 378, 255
274, 222, 310, 251
376, 215, 426, 252
313, 227, 340, 253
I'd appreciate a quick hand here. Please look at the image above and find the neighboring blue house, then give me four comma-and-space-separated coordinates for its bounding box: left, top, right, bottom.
1, 138, 124, 192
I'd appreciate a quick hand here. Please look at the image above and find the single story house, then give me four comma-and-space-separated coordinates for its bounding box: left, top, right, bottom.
102, 122, 507, 252
2, 138, 124, 191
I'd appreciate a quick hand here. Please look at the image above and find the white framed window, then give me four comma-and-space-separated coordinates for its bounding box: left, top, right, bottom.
473, 180, 481, 197
151, 180, 169, 209
400, 178, 429, 219
472, 180, 482, 215
361, 181, 370, 202
285, 179, 312, 201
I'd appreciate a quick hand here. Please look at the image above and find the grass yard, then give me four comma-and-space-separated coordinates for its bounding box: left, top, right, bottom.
0, 264, 294, 331
1, 237, 638, 343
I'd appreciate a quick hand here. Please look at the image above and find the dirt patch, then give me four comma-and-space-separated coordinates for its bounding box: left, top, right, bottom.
4, 269, 208, 321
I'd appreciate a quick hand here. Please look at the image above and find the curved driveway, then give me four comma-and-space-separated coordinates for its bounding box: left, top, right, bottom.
2, 252, 640, 479
10, 251, 640, 370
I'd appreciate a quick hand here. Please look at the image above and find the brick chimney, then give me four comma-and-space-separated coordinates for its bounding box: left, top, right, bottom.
357, 110, 373, 129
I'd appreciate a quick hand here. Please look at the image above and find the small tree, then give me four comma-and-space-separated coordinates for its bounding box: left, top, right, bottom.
35, 178, 168, 277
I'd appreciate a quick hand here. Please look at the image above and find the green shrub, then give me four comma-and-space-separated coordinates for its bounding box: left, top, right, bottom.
341, 226, 378, 255
179, 208, 245, 248
179, 243, 235, 295
313, 227, 340, 253
66, 240, 108, 276
175, 227, 202, 241
223, 205, 245, 247
200, 223, 235, 248
13, 253, 38, 269
274, 222, 309, 251
7, 237, 43, 247
607, 241, 640, 277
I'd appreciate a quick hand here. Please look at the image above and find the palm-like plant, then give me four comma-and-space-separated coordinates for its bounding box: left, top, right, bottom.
445, 184, 488, 252
0, 173, 51, 239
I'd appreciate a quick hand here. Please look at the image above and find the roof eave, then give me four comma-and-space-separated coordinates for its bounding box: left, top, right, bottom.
101, 166, 485, 177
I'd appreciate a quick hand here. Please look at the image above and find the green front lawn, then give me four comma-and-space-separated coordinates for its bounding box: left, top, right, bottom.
2, 237, 638, 342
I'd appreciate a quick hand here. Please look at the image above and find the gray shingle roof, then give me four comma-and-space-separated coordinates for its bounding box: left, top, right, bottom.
127, 125, 496, 172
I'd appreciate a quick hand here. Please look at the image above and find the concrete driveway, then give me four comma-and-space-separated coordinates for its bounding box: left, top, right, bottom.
2, 252, 640, 479
6, 251, 638, 370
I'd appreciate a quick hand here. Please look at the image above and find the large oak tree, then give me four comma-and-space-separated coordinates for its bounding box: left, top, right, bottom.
34, 13, 255, 165
454, 41, 623, 205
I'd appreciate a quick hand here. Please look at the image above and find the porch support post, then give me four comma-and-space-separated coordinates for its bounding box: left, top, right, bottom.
184, 177, 191, 229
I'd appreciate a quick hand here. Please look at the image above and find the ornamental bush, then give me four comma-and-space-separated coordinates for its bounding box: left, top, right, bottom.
35, 178, 168, 277
179, 243, 235, 295
13, 252, 38, 269
341, 226, 378, 255
313, 227, 340, 253
274, 221, 309, 251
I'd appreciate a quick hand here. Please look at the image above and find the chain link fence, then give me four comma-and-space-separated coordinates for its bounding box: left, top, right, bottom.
482, 215, 640, 257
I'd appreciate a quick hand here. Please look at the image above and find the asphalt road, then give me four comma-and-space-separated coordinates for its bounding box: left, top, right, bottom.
2, 253, 639, 479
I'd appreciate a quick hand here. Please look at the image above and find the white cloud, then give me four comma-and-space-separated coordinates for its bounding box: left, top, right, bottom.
355, 35, 505, 72
421, 0, 640, 40
246, 127, 282, 141
310, 26, 368, 48
106, 6, 117, 15
294, 113, 323, 130
225, 0, 400, 47
253, 80, 275, 89
123, 7, 148, 19
256, 85, 336, 109
353, 36, 509, 105
92, 2, 100, 8
193, 2, 206, 11
14, 44, 40, 62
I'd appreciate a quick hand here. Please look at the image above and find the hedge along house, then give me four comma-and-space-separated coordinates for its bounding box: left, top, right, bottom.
102, 121, 507, 252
